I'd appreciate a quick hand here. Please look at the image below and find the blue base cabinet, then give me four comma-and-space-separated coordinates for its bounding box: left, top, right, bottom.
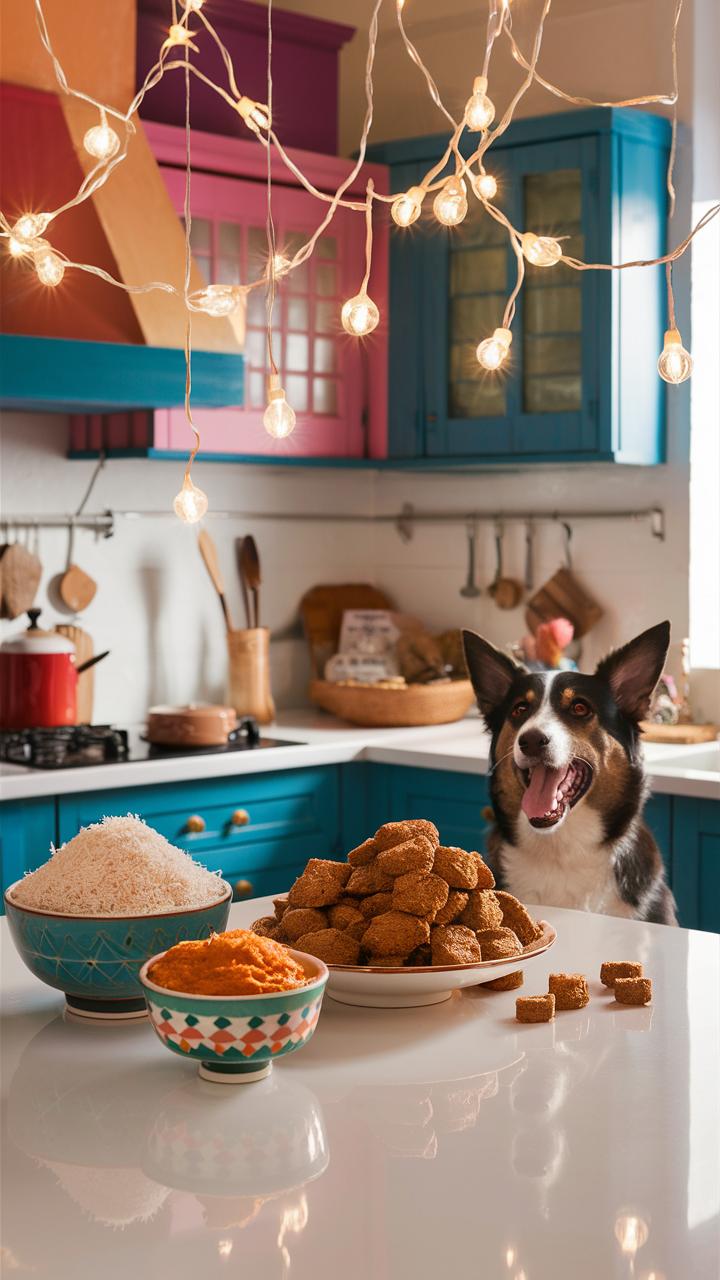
0, 798, 57, 893
671, 798, 720, 934
368, 108, 670, 466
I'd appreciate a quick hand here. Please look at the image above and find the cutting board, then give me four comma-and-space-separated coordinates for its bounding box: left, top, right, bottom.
299, 584, 393, 678
525, 567, 603, 640
640, 721, 718, 744
55, 624, 94, 723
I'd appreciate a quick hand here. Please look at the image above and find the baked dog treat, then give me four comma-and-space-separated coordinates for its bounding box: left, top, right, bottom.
347, 838, 378, 867
392, 871, 449, 919
471, 853, 496, 889
288, 859, 352, 908
432, 846, 479, 890
358, 891, 394, 919
460, 889, 503, 931
346, 918, 370, 941
434, 889, 470, 925
480, 969, 524, 991
377, 835, 435, 877
346, 863, 395, 897
362, 910, 430, 957
431, 925, 483, 966
548, 972, 590, 1010
494, 891, 544, 945
368, 954, 406, 967
614, 976, 652, 1005
328, 902, 365, 931
374, 819, 439, 852
600, 960, 643, 988
516, 993, 555, 1023
273, 897, 289, 920
294, 928, 361, 966
280, 908, 328, 942
250, 916, 283, 940
476, 927, 523, 960
407, 943, 432, 966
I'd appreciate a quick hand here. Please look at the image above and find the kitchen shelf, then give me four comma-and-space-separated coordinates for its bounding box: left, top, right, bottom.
0, 335, 244, 413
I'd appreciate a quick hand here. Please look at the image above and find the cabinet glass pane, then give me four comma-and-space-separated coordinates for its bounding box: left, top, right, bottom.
287, 297, 309, 330
522, 169, 582, 413
219, 222, 240, 256
447, 200, 509, 418
317, 236, 337, 259
189, 217, 211, 252
313, 378, 338, 415
247, 226, 267, 281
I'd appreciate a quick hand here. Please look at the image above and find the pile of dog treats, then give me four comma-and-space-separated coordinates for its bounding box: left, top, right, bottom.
516, 960, 652, 1022
251, 818, 544, 968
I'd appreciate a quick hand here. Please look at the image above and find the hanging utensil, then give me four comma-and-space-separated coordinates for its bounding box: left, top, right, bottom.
0, 522, 42, 619
524, 520, 535, 593
459, 518, 481, 598
47, 520, 97, 616
525, 519, 603, 639
234, 537, 252, 629
198, 529, 233, 631
239, 535, 261, 629
488, 521, 523, 610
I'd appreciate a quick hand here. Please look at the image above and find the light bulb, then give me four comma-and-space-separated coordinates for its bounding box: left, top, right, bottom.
476, 326, 512, 370
197, 284, 238, 317
83, 121, 121, 161
173, 475, 208, 523
12, 213, 50, 246
266, 253, 291, 278
614, 1214, 649, 1256
433, 177, 468, 227
391, 186, 424, 228
237, 96, 270, 130
264, 378, 297, 439
167, 23, 193, 45
464, 76, 495, 131
34, 245, 65, 287
473, 170, 497, 201
657, 328, 693, 384
187, 0, 205, 9
341, 292, 380, 337
522, 232, 562, 267
7, 236, 28, 258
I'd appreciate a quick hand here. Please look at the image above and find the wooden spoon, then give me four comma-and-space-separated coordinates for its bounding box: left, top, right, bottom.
47, 523, 97, 616
198, 529, 233, 631
239, 535, 261, 629
234, 537, 252, 629
488, 522, 523, 611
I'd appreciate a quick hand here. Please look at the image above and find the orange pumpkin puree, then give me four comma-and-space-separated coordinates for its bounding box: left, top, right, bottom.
148, 929, 308, 996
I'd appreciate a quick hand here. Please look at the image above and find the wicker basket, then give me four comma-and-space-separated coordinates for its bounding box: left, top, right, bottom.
309, 679, 475, 728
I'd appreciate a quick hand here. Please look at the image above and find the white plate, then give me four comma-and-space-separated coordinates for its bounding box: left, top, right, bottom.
325, 921, 557, 1007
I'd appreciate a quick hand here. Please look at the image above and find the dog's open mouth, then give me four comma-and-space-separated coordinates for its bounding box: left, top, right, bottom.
520, 759, 593, 829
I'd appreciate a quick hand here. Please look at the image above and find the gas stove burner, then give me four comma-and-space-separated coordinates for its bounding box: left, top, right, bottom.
0, 725, 129, 770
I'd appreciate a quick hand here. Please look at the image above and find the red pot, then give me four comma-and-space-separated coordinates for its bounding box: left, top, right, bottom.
0, 611, 107, 731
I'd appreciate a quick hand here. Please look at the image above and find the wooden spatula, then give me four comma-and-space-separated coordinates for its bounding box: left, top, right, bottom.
239, 535, 261, 629
198, 529, 233, 631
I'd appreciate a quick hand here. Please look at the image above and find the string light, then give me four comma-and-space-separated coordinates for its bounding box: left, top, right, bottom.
476, 326, 512, 370
83, 118, 121, 161
522, 232, 563, 267
473, 170, 498, 200
173, 474, 209, 523
433, 176, 468, 226
391, 185, 424, 227
464, 75, 496, 130
264, 374, 296, 439
341, 292, 380, 337
166, 23, 195, 48
614, 1214, 649, 1256
657, 328, 693, 383
34, 244, 65, 286
267, 253, 291, 277
11, 213, 50, 246
236, 96, 271, 131
196, 283, 239, 317
7, 235, 28, 258
187, 0, 206, 9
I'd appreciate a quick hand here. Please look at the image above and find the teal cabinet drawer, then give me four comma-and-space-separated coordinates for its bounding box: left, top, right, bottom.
672, 798, 720, 933
0, 798, 58, 903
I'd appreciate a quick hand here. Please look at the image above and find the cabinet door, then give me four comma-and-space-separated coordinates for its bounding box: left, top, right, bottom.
158, 168, 376, 458
671, 799, 720, 934
365, 765, 492, 853
0, 798, 57, 903
424, 136, 601, 460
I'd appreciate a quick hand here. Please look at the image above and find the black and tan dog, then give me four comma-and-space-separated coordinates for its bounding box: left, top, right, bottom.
462, 622, 677, 923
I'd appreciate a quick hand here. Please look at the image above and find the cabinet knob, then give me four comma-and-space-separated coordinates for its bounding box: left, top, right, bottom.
233, 879, 254, 900
230, 808, 250, 827
185, 814, 206, 834
481, 806, 495, 823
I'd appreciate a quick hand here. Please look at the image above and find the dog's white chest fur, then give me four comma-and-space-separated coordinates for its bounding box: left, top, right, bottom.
500, 806, 635, 917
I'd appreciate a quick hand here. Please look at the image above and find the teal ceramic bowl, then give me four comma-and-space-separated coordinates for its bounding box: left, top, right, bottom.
139, 947, 329, 1084
3, 880, 232, 1020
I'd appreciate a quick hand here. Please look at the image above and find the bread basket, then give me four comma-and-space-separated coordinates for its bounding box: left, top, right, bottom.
309, 678, 475, 728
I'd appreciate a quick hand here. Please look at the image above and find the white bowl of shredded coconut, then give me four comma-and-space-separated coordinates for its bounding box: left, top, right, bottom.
5, 815, 232, 1020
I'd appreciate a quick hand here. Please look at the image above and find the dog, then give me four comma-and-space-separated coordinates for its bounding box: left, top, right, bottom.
462, 622, 677, 924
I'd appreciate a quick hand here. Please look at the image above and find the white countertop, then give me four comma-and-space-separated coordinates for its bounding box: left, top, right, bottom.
2, 897, 718, 1279
1, 711, 718, 801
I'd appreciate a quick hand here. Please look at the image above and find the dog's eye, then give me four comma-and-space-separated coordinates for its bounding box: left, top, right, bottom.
510, 701, 529, 718
571, 699, 591, 717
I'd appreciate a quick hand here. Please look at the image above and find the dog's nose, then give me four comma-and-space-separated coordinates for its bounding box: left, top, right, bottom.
518, 729, 550, 757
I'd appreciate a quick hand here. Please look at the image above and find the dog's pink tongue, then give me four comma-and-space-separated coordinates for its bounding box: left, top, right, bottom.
522, 766, 566, 819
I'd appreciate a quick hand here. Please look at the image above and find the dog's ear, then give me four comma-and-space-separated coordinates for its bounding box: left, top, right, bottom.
462, 630, 521, 724
595, 621, 670, 722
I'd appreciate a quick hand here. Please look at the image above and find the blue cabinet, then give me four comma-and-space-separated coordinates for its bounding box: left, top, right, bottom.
368, 108, 670, 466
346, 763, 493, 855
671, 798, 720, 934
0, 798, 57, 894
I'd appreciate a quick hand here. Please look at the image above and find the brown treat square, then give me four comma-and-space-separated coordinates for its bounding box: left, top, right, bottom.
346, 863, 395, 896
392, 871, 449, 919
328, 902, 365, 931
273, 897, 289, 920
281, 908, 328, 942
600, 961, 643, 988
287, 859, 352, 908
471, 853, 496, 889
476, 927, 523, 959
432, 846, 479, 890
480, 969, 524, 992
358, 891, 394, 919
406, 944, 432, 966
434, 889, 469, 925
294, 928, 360, 966
377, 835, 435, 877
548, 973, 590, 1010
516, 993, 555, 1023
431, 925, 483, 966
405, 819, 440, 848
361, 911, 430, 957
373, 821, 415, 851
494, 891, 543, 945
251, 916, 283, 940
460, 890, 503, 931
347, 838, 378, 866
346, 919, 369, 941
614, 977, 652, 1005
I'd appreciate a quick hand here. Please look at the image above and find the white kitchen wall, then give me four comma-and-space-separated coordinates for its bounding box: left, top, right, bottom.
0, 410, 693, 724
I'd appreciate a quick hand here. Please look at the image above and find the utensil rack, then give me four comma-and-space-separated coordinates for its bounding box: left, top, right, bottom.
2, 504, 665, 542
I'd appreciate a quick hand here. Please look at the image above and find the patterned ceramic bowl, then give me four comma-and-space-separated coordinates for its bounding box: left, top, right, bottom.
139, 948, 329, 1084
3, 880, 232, 1021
